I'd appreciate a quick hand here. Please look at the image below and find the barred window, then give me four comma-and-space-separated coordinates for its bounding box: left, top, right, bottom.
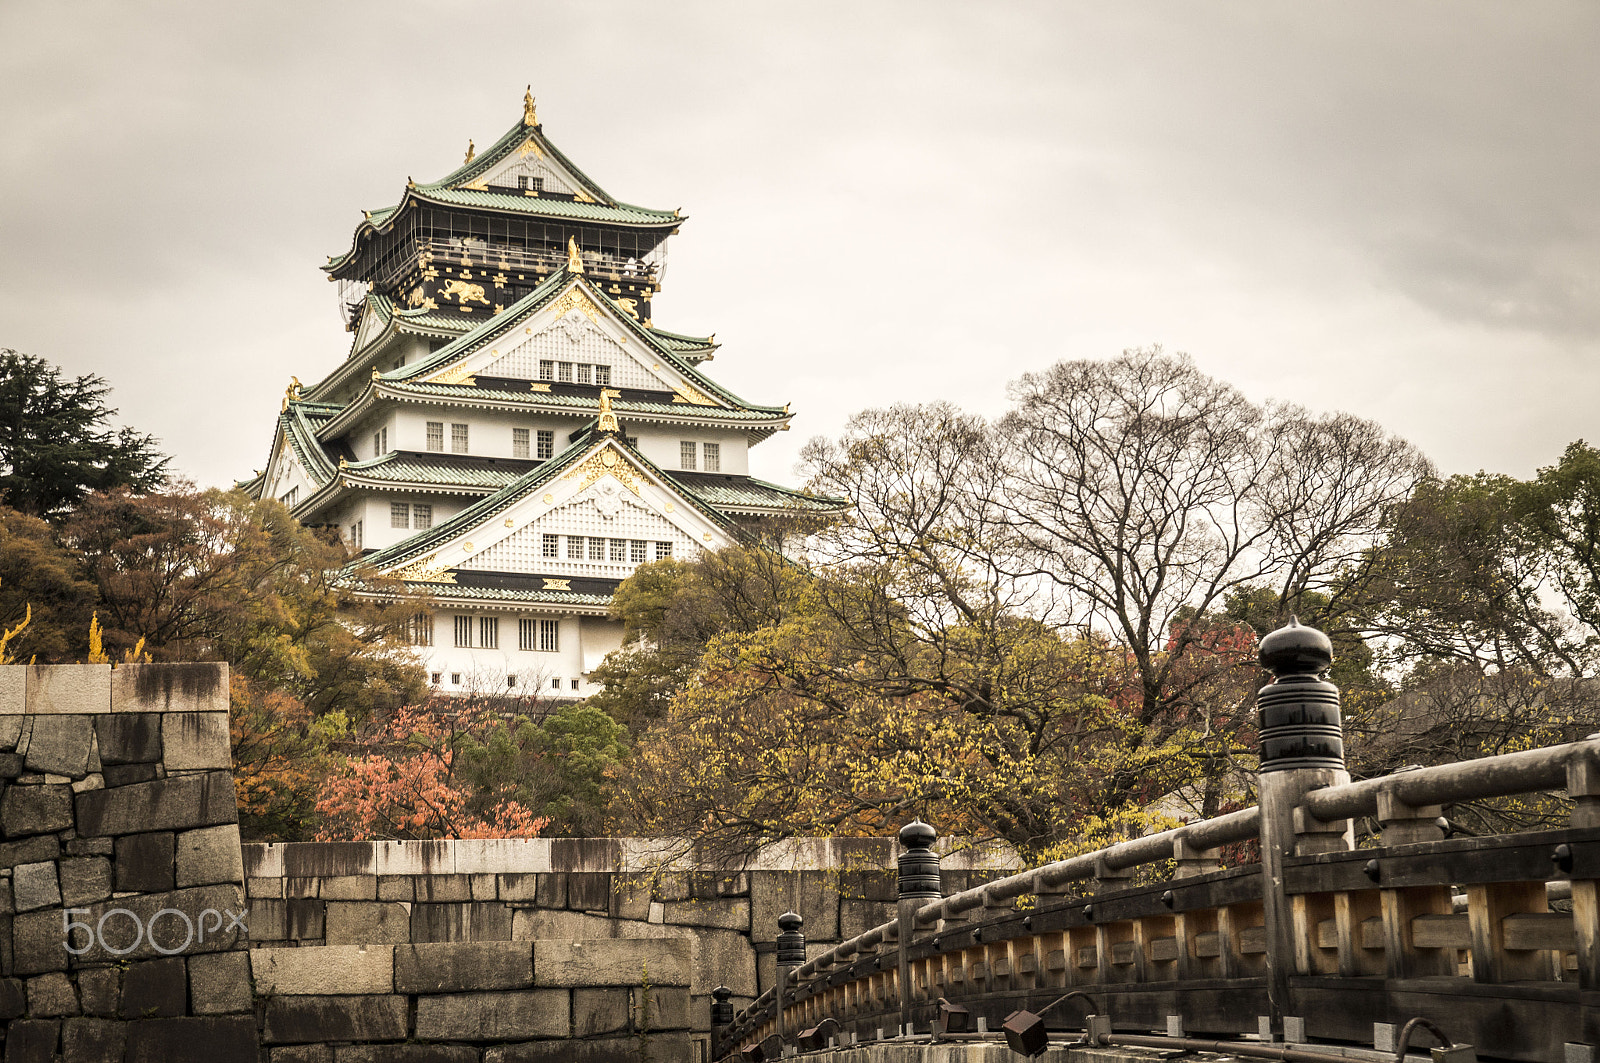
409, 614, 433, 647
426, 422, 444, 451
451, 423, 469, 453
512, 428, 530, 458
541, 533, 559, 559
558, 362, 573, 383
390, 502, 410, 529
479, 616, 499, 649
412, 504, 432, 530
630, 540, 647, 563
536, 430, 554, 460
279, 487, 298, 507
576, 363, 592, 385
349, 521, 363, 550
539, 619, 559, 652
703, 442, 720, 472
655, 541, 673, 560
539, 360, 554, 381
567, 536, 584, 560
454, 615, 472, 647
594, 365, 611, 387
588, 537, 605, 561
680, 441, 696, 470
550, 677, 561, 690
518, 618, 535, 651
609, 538, 627, 562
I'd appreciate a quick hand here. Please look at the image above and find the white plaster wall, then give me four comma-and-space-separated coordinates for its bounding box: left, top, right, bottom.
416, 611, 616, 696
631, 426, 750, 476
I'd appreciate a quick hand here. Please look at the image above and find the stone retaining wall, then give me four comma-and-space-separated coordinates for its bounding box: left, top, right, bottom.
0, 662, 249, 1063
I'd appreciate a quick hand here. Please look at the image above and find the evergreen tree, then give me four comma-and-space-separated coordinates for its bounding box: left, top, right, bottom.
0, 348, 168, 517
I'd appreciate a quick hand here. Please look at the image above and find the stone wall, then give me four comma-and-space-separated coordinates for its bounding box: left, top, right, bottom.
0, 662, 250, 1063
241, 838, 1016, 1061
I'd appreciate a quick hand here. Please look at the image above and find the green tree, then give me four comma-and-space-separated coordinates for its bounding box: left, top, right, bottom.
0, 348, 168, 518
0, 505, 97, 661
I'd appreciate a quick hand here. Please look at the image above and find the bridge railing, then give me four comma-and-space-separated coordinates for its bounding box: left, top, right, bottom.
712, 621, 1600, 1063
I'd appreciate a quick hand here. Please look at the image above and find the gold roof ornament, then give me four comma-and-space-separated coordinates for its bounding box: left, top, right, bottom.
463, 140, 475, 164
523, 87, 539, 127
281, 376, 302, 411
566, 236, 585, 275
371, 366, 381, 380
597, 389, 620, 434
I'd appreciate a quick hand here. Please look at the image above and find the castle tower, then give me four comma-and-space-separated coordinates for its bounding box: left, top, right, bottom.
244, 94, 841, 697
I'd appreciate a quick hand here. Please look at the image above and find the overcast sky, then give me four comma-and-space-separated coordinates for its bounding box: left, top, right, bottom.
1, 2, 1596, 491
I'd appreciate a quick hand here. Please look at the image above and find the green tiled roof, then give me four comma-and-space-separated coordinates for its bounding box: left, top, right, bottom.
388, 581, 612, 608
341, 453, 530, 490
669, 474, 844, 514
282, 404, 340, 487
380, 381, 788, 423
413, 187, 676, 226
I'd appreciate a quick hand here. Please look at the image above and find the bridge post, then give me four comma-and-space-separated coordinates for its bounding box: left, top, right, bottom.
775, 911, 805, 1048
897, 820, 941, 1036
1255, 618, 1349, 1041
710, 985, 733, 1056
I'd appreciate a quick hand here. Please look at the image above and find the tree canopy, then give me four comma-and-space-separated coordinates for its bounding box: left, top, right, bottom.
0, 348, 168, 517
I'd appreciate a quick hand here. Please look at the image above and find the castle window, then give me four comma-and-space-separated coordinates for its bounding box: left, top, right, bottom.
513, 427, 530, 458
594, 365, 612, 387
450, 673, 461, 685
507, 675, 517, 688
550, 677, 560, 690
570, 679, 579, 691
539, 360, 554, 381
409, 614, 433, 647
610, 538, 626, 562
703, 442, 720, 472
391, 503, 410, 529
679, 441, 696, 470
413, 504, 432, 530
426, 422, 444, 451
518, 618, 535, 651
479, 616, 499, 649
567, 536, 584, 560
576, 364, 592, 385
630, 540, 647, 564
430, 672, 441, 685
655, 541, 673, 561
451, 423, 469, 453
558, 362, 573, 383
539, 619, 559, 652
349, 521, 363, 550
454, 615, 472, 647
373, 428, 388, 457
279, 487, 298, 507
588, 538, 605, 561
541, 534, 558, 559
537, 430, 554, 460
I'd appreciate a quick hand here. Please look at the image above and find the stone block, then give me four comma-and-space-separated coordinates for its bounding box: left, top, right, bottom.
645, 985, 691, 1030
690, 926, 756, 996
249, 875, 284, 898
111, 663, 228, 714
175, 824, 243, 888
610, 876, 650, 921
572, 986, 630, 1036
0, 975, 24, 1019
26, 970, 79, 1016
252, 945, 393, 995
94, 714, 162, 764
5, 1019, 61, 1063
489, 1034, 694, 1063
76, 771, 238, 835
454, 837, 554, 874
690, 871, 749, 899
248, 898, 287, 940
12, 908, 70, 975
23, 716, 94, 777
28, 664, 111, 715
272, 1048, 334, 1063
161, 712, 231, 771
115, 831, 176, 893
119, 955, 187, 1017
188, 949, 252, 1014
63, 836, 113, 857
54, 884, 246, 965
103, 762, 158, 787
58, 857, 112, 907
285, 877, 318, 898
279, 840, 378, 878
0, 667, 24, 715
662, 898, 749, 931
376, 875, 412, 901
568, 872, 611, 911
1, 783, 73, 837
13, 861, 60, 911
840, 898, 896, 940
319, 875, 376, 900
62, 1016, 127, 1063
414, 988, 569, 1041
411, 901, 510, 943
123, 1015, 256, 1063
413, 874, 472, 902
750, 869, 837, 942
840, 869, 896, 902
366, 1049, 478, 1063
534, 938, 693, 988
510, 907, 617, 941
0, 750, 23, 775
652, 872, 690, 902
287, 896, 325, 940
324, 901, 410, 945
470, 872, 497, 900
69, 773, 103, 794
494, 872, 541, 903
369, 839, 452, 876
263, 994, 408, 1044
394, 941, 533, 993
76, 966, 119, 1015
0, 834, 59, 869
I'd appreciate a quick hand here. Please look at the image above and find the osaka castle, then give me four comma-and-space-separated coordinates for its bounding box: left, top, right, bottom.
243, 91, 841, 696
